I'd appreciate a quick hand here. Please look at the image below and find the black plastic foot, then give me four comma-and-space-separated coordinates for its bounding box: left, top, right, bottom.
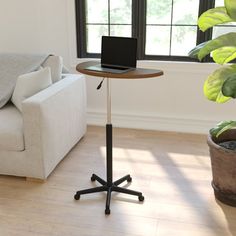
127, 176, 132, 182
91, 174, 96, 181
105, 208, 110, 215
74, 193, 80, 200
139, 195, 144, 201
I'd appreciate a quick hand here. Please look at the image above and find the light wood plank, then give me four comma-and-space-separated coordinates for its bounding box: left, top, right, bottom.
26, 177, 46, 183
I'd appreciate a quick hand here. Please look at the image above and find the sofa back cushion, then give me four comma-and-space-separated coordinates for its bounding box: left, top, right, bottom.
42, 55, 63, 83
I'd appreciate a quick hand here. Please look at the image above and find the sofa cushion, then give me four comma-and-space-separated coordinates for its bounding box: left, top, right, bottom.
0, 104, 24, 151
11, 67, 52, 112
42, 55, 63, 83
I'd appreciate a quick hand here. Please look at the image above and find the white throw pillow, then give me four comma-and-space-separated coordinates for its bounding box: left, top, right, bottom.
11, 67, 52, 112
42, 55, 63, 83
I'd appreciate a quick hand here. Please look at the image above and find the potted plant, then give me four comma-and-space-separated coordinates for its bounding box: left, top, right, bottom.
189, 0, 236, 206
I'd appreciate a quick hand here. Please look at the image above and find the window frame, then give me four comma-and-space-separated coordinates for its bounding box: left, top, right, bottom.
75, 0, 216, 62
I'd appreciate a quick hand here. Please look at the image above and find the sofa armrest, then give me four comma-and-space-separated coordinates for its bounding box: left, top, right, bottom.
22, 74, 87, 179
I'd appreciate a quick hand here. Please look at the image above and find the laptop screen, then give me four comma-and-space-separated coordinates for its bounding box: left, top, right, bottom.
101, 36, 137, 68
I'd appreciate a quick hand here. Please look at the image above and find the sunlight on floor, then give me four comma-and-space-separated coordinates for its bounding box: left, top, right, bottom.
95, 143, 236, 235
99, 146, 158, 161
167, 152, 211, 168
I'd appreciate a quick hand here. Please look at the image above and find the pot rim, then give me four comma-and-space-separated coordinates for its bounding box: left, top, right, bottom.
207, 134, 236, 154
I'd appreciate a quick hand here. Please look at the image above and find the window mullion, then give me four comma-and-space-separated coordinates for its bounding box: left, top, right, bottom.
75, 0, 87, 57
108, 0, 110, 35
197, 0, 215, 62
169, 0, 174, 56
197, 0, 215, 44
135, 0, 146, 60
132, 0, 138, 38
132, 0, 144, 59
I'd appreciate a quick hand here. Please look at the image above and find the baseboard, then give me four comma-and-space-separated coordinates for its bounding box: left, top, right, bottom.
87, 111, 218, 134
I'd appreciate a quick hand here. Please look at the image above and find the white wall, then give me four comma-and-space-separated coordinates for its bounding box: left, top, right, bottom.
0, 0, 235, 134
0, 0, 72, 66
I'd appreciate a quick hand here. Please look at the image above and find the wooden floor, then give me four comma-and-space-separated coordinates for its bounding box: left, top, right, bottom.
1, 126, 236, 236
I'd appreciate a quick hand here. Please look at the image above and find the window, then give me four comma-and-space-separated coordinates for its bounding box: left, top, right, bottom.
146, 0, 199, 57
75, 0, 234, 61
85, 0, 132, 53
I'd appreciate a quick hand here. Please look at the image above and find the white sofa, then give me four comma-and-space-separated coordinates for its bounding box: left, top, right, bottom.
0, 74, 87, 180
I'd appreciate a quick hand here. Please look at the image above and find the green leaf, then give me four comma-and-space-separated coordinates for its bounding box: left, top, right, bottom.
188, 41, 208, 59
210, 120, 236, 137
225, 0, 236, 20
222, 74, 236, 97
197, 32, 236, 61
212, 46, 236, 64
198, 7, 233, 32
203, 65, 236, 103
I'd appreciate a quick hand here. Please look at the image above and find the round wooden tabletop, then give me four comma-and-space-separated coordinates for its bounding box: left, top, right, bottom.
76, 61, 164, 79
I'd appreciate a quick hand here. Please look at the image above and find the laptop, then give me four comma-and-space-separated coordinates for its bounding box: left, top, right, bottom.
85, 36, 137, 74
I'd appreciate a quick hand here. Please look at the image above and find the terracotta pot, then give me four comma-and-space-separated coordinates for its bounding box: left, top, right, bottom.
207, 129, 236, 206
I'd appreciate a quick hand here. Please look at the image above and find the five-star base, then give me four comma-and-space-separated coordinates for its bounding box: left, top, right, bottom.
74, 124, 144, 215
74, 173, 144, 215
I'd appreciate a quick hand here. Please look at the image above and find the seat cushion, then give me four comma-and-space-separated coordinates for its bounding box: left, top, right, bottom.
0, 104, 24, 151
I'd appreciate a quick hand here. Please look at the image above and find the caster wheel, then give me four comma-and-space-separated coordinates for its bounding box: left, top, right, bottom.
138, 195, 144, 202
91, 174, 96, 182
127, 176, 132, 182
74, 193, 80, 200
105, 208, 110, 215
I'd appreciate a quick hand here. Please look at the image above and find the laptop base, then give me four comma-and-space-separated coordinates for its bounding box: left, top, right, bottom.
85, 65, 133, 74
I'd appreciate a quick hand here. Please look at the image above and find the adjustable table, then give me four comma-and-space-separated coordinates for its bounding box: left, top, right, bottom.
74, 61, 163, 214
